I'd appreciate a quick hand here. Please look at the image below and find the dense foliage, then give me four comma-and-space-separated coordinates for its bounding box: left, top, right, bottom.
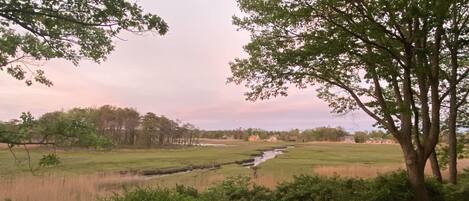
352, 130, 396, 143
200, 128, 302, 141
200, 127, 396, 143
101, 170, 469, 201
0, 0, 168, 86
0, 105, 201, 148
230, 0, 468, 197
302, 127, 348, 141
38, 153, 61, 167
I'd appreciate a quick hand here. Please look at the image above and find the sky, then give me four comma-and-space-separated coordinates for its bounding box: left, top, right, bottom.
0, 0, 375, 131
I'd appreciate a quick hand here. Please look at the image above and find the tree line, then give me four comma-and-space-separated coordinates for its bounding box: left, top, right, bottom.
201, 127, 398, 143
0, 105, 201, 149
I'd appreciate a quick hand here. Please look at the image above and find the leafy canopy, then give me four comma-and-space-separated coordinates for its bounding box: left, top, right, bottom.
229, 0, 464, 140
0, 0, 168, 86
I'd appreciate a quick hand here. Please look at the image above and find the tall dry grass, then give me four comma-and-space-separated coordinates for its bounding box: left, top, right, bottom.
1, 159, 468, 201
0, 173, 143, 201
312, 164, 405, 178
312, 159, 469, 179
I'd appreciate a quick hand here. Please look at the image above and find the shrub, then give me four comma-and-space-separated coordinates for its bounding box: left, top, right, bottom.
175, 185, 199, 198
443, 169, 469, 201
275, 175, 368, 201
366, 171, 414, 201
38, 153, 61, 167
99, 188, 198, 201
367, 171, 444, 201
102, 171, 468, 201
201, 177, 272, 201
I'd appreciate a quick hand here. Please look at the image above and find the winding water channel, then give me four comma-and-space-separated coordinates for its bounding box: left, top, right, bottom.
252, 148, 286, 167
139, 146, 292, 178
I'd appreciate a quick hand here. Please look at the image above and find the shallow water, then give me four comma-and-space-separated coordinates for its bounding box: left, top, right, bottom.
253, 149, 285, 166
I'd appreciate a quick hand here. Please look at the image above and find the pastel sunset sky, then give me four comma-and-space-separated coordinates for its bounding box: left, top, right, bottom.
0, 0, 374, 131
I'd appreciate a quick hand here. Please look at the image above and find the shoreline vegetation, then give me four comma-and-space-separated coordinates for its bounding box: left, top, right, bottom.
1, 141, 468, 201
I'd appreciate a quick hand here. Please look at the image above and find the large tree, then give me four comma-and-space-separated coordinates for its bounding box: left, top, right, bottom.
0, 0, 168, 86
230, 0, 467, 200
441, 0, 469, 184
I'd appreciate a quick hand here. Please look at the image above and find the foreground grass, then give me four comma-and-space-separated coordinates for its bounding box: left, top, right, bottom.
101, 171, 469, 201
0, 142, 412, 201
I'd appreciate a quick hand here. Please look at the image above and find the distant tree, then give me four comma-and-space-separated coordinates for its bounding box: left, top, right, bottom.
230, 1, 467, 200
37, 111, 110, 149
1, 111, 109, 172
302, 127, 348, 142
156, 116, 176, 145
141, 112, 159, 148
0, 0, 168, 86
120, 108, 140, 145
353, 131, 368, 143
368, 130, 393, 140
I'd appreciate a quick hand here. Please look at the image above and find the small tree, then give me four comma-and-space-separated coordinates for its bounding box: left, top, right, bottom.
353, 131, 368, 143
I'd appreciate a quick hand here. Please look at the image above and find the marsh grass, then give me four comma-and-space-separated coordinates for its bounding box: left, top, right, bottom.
0, 173, 143, 201
1, 143, 468, 201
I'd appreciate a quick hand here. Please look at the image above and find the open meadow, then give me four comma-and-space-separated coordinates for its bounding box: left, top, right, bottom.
3, 140, 467, 201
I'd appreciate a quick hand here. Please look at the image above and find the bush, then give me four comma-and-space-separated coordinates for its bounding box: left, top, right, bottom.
443, 169, 469, 201
101, 177, 272, 201
201, 177, 272, 201
367, 171, 444, 201
100, 188, 198, 201
102, 171, 468, 201
38, 153, 61, 167
275, 175, 368, 201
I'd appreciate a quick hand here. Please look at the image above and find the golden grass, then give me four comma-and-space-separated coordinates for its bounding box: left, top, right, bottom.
312, 164, 404, 178
0, 173, 143, 201
312, 159, 469, 179
1, 160, 468, 201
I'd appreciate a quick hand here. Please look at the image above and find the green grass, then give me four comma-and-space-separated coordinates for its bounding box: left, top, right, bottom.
0, 142, 407, 201
0, 141, 286, 176
0, 142, 404, 187
141, 143, 404, 189
257, 143, 403, 179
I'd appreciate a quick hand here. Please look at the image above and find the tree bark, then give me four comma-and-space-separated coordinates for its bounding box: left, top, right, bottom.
448, 83, 458, 184
446, 2, 461, 184
429, 151, 443, 182
404, 150, 430, 201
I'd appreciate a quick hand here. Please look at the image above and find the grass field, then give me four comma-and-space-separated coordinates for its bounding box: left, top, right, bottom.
1, 141, 466, 201
0, 141, 281, 176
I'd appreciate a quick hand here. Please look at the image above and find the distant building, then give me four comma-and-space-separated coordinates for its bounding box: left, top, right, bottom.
248, 135, 260, 142
339, 136, 355, 143
266, 136, 278, 142
366, 138, 396, 144
222, 135, 235, 140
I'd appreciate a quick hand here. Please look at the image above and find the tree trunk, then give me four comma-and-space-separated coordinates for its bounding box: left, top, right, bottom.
405, 151, 430, 201
429, 151, 443, 182
448, 89, 458, 184
447, 1, 461, 185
